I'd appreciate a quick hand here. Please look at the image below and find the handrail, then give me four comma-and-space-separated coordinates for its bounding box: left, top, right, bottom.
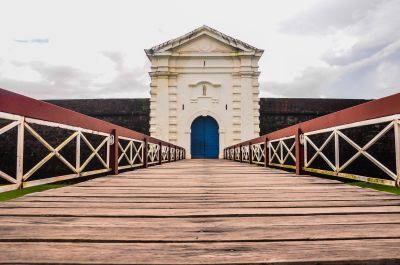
0, 88, 185, 192
224, 92, 400, 186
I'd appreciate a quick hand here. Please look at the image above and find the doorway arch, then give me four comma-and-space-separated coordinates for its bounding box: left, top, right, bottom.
191, 116, 219, 159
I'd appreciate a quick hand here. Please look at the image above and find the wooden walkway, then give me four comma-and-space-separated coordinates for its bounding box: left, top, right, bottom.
1, 160, 400, 264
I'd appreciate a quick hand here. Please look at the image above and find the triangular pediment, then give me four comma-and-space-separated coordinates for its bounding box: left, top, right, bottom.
174, 34, 238, 53
145, 25, 263, 56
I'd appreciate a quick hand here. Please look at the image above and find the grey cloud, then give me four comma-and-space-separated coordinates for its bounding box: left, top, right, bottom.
101, 51, 124, 71
280, 0, 388, 35
0, 78, 67, 99
14, 38, 49, 44
0, 62, 97, 98
0, 56, 150, 99
10, 60, 25, 67
263, 41, 400, 99
268, 0, 400, 99
29, 62, 93, 93
95, 60, 150, 98
261, 66, 340, 98
322, 0, 400, 66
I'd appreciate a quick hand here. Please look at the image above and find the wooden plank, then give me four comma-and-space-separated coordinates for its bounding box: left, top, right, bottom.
1, 159, 400, 264
1, 206, 400, 217
1, 222, 400, 242
2, 199, 400, 208
1, 240, 400, 264
2, 214, 400, 227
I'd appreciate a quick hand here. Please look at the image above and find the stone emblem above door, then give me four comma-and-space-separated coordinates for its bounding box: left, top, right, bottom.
189, 81, 221, 104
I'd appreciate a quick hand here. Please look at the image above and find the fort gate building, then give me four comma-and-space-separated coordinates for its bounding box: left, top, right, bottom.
146, 25, 264, 158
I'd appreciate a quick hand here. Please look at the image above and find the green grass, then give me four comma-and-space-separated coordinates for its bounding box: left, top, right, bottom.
346, 181, 400, 195
0, 184, 67, 202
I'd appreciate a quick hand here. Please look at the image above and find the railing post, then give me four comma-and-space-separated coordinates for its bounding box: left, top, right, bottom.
264, 138, 268, 168
143, 138, 148, 168
248, 142, 252, 164
168, 144, 171, 162
76, 130, 81, 175
110, 129, 119, 175
158, 142, 162, 165
239, 145, 243, 162
395, 121, 400, 186
16, 117, 24, 188
295, 127, 305, 175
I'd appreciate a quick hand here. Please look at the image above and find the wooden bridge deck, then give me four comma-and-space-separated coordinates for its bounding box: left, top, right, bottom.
1, 159, 400, 264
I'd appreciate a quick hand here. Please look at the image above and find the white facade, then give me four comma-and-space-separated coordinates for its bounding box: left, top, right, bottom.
145, 25, 263, 158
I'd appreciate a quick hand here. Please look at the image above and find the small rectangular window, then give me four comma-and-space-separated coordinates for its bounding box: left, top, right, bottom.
182, 104, 184, 110
225, 104, 228, 110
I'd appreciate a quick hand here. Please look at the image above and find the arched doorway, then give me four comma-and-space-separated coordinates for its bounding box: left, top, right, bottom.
191, 116, 219, 159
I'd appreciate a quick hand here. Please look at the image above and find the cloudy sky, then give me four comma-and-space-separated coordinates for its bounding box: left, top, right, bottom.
0, 0, 399, 99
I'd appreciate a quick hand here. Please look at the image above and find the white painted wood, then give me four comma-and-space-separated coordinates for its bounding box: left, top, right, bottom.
16, 117, 24, 187
337, 126, 396, 179
25, 117, 109, 137
76, 131, 81, 173
334, 130, 340, 173
304, 114, 400, 136
0, 120, 19, 135
0, 111, 21, 121
23, 124, 79, 180
395, 120, 400, 185
0, 169, 17, 184
305, 132, 335, 170
79, 134, 109, 172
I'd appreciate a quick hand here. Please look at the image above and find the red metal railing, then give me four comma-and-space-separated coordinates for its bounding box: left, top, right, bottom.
0, 88, 185, 192
224, 92, 400, 186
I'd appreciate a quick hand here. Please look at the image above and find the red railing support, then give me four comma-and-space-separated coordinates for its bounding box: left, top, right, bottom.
143, 138, 148, 168
110, 129, 119, 175
249, 142, 252, 164
158, 142, 162, 165
264, 138, 268, 168
168, 144, 171, 162
295, 127, 304, 175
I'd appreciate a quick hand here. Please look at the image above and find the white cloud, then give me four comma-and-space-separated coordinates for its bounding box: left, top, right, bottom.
0, 0, 398, 99
262, 0, 400, 99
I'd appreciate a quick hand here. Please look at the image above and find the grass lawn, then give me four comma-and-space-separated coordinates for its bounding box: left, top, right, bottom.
346, 181, 400, 195
0, 184, 67, 202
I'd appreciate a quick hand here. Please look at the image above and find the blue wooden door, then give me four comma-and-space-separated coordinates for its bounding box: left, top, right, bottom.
191, 116, 219, 159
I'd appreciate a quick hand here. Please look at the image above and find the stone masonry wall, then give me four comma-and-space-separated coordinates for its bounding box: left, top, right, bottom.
259, 98, 369, 134
47, 98, 369, 135
46, 99, 150, 134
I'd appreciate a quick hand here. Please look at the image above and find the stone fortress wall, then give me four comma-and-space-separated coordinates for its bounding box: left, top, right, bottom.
47, 98, 369, 135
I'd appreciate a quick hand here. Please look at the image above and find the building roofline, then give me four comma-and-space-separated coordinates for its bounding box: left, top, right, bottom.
145, 25, 264, 57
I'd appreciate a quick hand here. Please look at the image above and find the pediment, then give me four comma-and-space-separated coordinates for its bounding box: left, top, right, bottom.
173, 34, 238, 53
146, 25, 263, 56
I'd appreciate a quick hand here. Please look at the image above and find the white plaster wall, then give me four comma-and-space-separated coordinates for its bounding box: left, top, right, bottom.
147, 29, 262, 158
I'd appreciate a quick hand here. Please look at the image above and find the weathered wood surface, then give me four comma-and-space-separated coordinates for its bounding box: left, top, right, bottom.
1, 159, 400, 264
